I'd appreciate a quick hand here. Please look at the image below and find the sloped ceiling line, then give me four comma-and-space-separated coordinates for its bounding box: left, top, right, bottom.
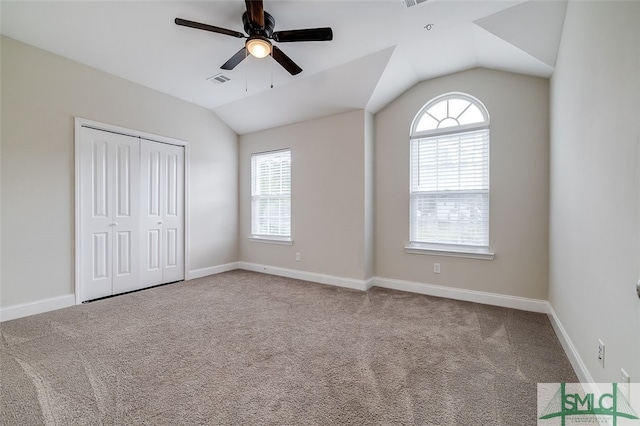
474, 0, 568, 68
1, 0, 568, 135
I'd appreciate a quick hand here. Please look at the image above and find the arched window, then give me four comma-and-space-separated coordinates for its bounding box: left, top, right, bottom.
409, 93, 490, 252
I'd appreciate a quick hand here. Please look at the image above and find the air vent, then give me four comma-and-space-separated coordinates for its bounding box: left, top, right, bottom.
402, 0, 428, 7
207, 73, 231, 85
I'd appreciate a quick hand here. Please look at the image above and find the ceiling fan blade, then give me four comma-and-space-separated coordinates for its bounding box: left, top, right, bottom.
272, 46, 302, 75
175, 18, 245, 39
245, 0, 265, 28
272, 27, 333, 43
221, 47, 248, 70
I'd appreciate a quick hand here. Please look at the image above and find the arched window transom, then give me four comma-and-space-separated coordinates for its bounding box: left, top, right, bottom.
412, 93, 489, 136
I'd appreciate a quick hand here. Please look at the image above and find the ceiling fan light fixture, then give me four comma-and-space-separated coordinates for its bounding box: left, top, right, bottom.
246, 36, 272, 59
175, 1, 332, 75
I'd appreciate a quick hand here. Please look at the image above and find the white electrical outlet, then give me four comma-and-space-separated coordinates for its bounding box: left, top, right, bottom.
597, 339, 605, 368
620, 368, 631, 400
295, 252, 301, 262
434, 263, 440, 274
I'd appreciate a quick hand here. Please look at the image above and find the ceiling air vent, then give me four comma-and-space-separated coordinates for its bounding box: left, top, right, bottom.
207, 73, 231, 85
402, 0, 428, 7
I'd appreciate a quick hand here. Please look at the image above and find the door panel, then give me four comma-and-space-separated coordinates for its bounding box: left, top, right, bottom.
140, 140, 185, 286
92, 141, 109, 218
116, 144, 131, 217
140, 141, 164, 287
166, 154, 178, 217
92, 232, 109, 280
116, 231, 132, 275
110, 135, 140, 295
80, 127, 139, 301
147, 229, 161, 271
166, 228, 177, 267
148, 151, 161, 216
160, 144, 184, 283
81, 130, 114, 301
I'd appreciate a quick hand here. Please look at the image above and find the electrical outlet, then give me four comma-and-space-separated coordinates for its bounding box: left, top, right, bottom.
620, 368, 631, 400
597, 339, 605, 368
295, 252, 301, 262
434, 263, 440, 274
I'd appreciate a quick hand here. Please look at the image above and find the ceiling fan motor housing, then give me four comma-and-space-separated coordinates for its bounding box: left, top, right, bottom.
243, 11, 276, 37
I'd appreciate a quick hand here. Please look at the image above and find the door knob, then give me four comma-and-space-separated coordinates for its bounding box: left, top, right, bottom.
109, 222, 118, 227
158, 221, 163, 225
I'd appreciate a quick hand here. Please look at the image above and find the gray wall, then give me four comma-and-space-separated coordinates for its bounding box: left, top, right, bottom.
239, 110, 372, 281
375, 68, 550, 300
1, 36, 239, 307
549, 1, 640, 382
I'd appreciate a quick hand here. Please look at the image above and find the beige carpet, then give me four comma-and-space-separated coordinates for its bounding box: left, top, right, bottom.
1, 270, 576, 425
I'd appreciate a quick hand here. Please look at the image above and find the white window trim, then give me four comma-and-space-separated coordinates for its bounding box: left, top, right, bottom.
412, 123, 490, 139
248, 236, 293, 246
405, 243, 495, 260
250, 149, 291, 240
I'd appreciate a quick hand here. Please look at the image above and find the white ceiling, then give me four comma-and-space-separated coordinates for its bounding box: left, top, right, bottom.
0, 0, 567, 135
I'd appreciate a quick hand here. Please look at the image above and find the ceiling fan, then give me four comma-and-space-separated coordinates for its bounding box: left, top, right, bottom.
175, 0, 333, 76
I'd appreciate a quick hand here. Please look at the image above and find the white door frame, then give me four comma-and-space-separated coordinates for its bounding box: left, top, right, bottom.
74, 117, 190, 305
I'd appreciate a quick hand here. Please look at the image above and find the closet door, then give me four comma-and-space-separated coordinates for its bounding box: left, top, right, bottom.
79, 127, 140, 301
140, 140, 185, 287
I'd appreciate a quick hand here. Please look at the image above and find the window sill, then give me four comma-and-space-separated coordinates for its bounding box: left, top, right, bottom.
404, 244, 495, 260
248, 236, 293, 246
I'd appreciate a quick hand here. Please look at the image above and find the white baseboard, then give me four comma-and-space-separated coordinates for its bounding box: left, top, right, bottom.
0, 265, 585, 384
364, 277, 376, 290
235, 265, 549, 315
187, 262, 240, 280
0, 294, 76, 322
374, 276, 549, 313
237, 262, 370, 291
547, 303, 594, 384
0, 265, 583, 386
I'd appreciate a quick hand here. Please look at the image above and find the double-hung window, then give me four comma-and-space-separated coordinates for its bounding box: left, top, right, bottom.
251, 149, 291, 242
408, 93, 492, 259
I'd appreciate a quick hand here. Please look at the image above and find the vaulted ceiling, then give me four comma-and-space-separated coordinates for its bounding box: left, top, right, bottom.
0, 0, 567, 134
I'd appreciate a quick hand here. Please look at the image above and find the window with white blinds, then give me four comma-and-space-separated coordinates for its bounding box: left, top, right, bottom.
251, 149, 291, 240
409, 93, 490, 249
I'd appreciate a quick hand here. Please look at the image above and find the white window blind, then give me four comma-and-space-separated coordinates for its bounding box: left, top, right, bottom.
410, 128, 489, 247
251, 150, 291, 239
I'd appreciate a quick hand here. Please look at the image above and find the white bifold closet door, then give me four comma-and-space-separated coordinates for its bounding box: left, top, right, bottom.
79, 127, 185, 302
140, 139, 185, 287
80, 127, 141, 301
